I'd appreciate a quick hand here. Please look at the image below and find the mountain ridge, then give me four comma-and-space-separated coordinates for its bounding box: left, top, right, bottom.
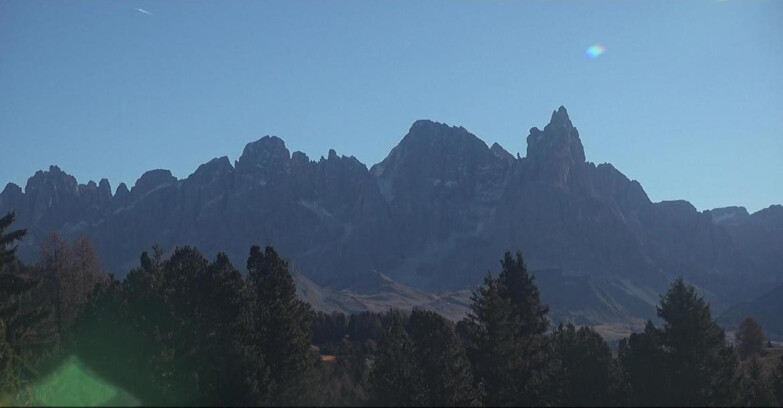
2, 107, 781, 328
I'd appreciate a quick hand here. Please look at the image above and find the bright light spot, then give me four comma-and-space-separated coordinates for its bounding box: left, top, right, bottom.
21, 355, 140, 406
585, 44, 606, 59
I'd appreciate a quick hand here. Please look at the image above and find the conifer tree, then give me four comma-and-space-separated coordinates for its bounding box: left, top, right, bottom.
370, 313, 423, 406
199, 252, 268, 406
0, 212, 26, 274
620, 278, 741, 406
617, 321, 668, 406
658, 278, 740, 405
247, 245, 315, 406
0, 211, 51, 398
407, 308, 479, 406
460, 251, 551, 406
549, 322, 613, 406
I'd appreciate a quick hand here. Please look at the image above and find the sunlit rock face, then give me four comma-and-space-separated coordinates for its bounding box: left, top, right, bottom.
2, 107, 781, 325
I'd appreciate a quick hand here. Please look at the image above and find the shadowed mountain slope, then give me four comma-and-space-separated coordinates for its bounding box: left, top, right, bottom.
2, 107, 780, 327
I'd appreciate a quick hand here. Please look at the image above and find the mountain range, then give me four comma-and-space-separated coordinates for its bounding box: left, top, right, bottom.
2, 107, 781, 336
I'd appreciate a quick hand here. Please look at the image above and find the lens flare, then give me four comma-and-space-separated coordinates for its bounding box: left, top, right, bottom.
585, 44, 606, 59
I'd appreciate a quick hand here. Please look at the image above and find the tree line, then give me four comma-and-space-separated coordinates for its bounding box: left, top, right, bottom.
1, 210, 783, 406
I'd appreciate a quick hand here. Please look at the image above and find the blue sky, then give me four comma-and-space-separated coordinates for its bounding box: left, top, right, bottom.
1, 1, 781, 212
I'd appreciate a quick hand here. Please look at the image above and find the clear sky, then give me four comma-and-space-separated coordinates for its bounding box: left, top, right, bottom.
1, 1, 781, 212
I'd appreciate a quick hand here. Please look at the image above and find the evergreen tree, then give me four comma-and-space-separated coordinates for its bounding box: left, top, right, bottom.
460, 252, 550, 406
198, 252, 268, 406
370, 313, 423, 406
72, 246, 270, 406
658, 278, 740, 405
247, 245, 315, 406
0, 211, 52, 399
736, 316, 766, 359
618, 321, 669, 406
549, 322, 613, 406
620, 278, 741, 406
0, 212, 26, 274
407, 308, 479, 406
497, 251, 549, 337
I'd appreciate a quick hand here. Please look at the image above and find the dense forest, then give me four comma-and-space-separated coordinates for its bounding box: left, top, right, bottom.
2, 210, 783, 407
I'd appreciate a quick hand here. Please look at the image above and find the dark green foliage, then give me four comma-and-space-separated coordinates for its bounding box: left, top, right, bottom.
71, 247, 271, 406
370, 313, 423, 406
549, 322, 613, 406
313, 311, 349, 346
313, 337, 373, 406
736, 316, 766, 359
0, 211, 53, 398
247, 245, 316, 406
617, 321, 668, 406
460, 251, 550, 406
739, 356, 776, 407
348, 311, 386, 344
620, 278, 741, 406
0, 212, 26, 273
497, 251, 549, 337
406, 309, 479, 406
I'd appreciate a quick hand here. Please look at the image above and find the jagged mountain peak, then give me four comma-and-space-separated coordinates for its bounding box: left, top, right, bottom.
522, 106, 586, 187
490, 142, 515, 163
193, 156, 233, 176
527, 105, 585, 164
115, 182, 130, 197
402, 119, 480, 147
549, 105, 572, 128
236, 136, 290, 165
235, 135, 291, 181
377, 119, 492, 172
131, 169, 176, 198
24, 165, 79, 196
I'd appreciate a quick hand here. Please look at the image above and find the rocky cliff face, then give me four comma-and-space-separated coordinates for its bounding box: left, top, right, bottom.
2, 107, 780, 324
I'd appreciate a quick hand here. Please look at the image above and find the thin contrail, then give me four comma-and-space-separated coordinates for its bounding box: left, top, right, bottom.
135, 8, 152, 15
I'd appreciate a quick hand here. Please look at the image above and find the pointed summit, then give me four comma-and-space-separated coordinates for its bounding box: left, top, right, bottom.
525, 106, 586, 186
549, 105, 572, 127
526, 105, 585, 163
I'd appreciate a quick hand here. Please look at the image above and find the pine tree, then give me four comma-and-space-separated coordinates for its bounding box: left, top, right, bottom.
370, 313, 423, 406
620, 278, 741, 406
198, 252, 269, 406
618, 321, 669, 406
0, 212, 26, 274
736, 316, 766, 359
407, 308, 479, 406
658, 278, 740, 405
460, 251, 550, 406
0, 212, 51, 398
549, 322, 613, 406
497, 251, 548, 337
247, 245, 315, 406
